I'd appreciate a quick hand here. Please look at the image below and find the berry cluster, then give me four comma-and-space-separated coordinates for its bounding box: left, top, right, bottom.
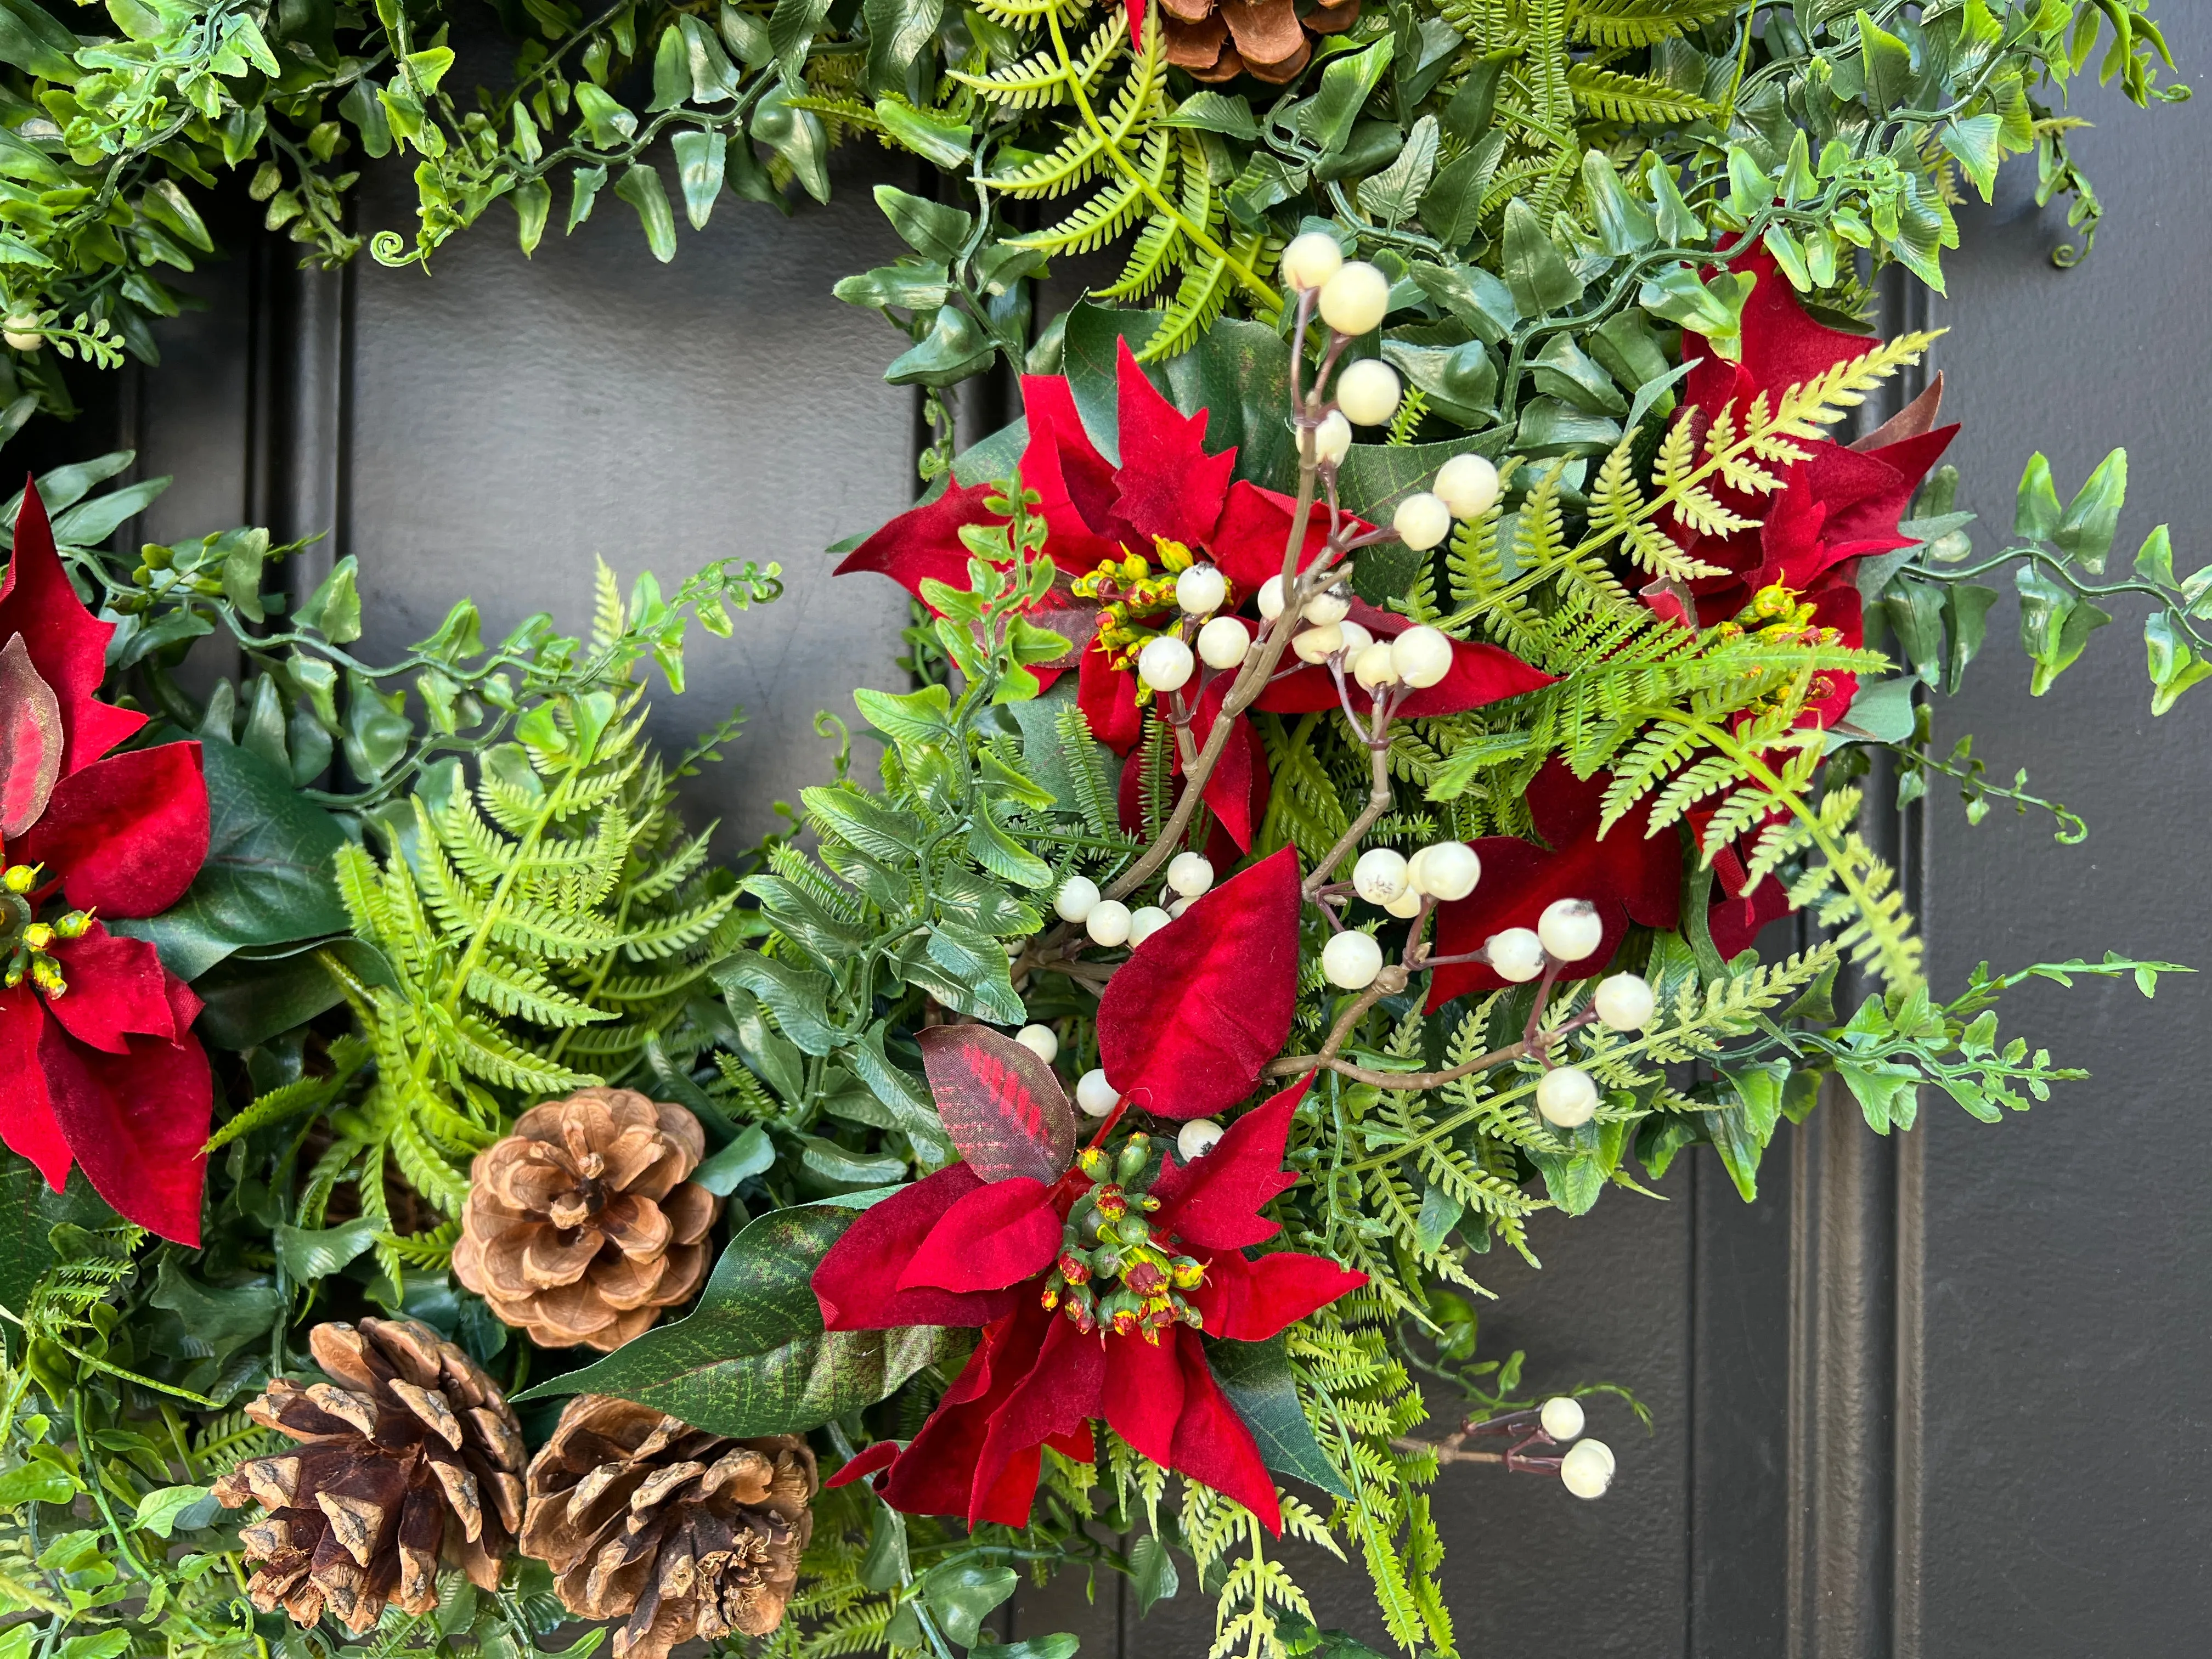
1, 863, 93, 995
1039, 1137, 1208, 1342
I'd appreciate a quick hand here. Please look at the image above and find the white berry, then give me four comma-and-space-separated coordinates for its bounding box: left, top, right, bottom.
1318, 261, 1391, 336
1169, 896, 1193, 918
1075, 1068, 1119, 1117
1292, 623, 1344, 664
1313, 410, 1352, 467
1390, 624, 1453, 689
1137, 634, 1195, 695
1537, 897, 1604, 962
1014, 1023, 1059, 1064
1536, 1065, 1599, 1128
1257, 574, 1287, 620
1177, 1118, 1225, 1160
1197, 614, 1251, 669
1394, 492, 1452, 552
1541, 1396, 1585, 1442
1085, 899, 1132, 946
1335, 358, 1402, 427
1594, 972, 1656, 1031
1321, 929, 1385, 990
1302, 586, 1351, 625
1336, 619, 1373, 658
1352, 847, 1408, 905
1486, 927, 1545, 982
1166, 851, 1215, 898
1434, 453, 1502, 520
1281, 229, 1344, 292
1127, 905, 1173, 947
1411, 841, 1480, 902
1560, 1438, 1615, 1499
1385, 887, 1425, 918
1176, 563, 1227, 617
1054, 876, 1100, 924
1352, 641, 1400, 690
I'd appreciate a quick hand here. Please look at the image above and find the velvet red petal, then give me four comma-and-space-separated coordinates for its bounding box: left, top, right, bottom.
36, 1013, 210, 1244
1079, 645, 1147, 754
43, 926, 176, 1053
1730, 248, 1882, 399
879, 1314, 1020, 1517
1190, 678, 1266, 852
0, 988, 70, 1189
1206, 480, 1348, 591
812, 1166, 1025, 1330
825, 1438, 902, 1489
1707, 866, 1794, 960
1168, 1332, 1282, 1533
1149, 1075, 1309, 1251
20, 743, 210, 918
834, 478, 1002, 600
1020, 374, 1125, 573
899, 1176, 1063, 1294
1110, 340, 1235, 550
1101, 1316, 1185, 1465
972, 1313, 1106, 1525
1426, 763, 1683, 1009
1098, 847, 1301, 1120
0, 483, 145, 774
1190, 1247, 1367, 1342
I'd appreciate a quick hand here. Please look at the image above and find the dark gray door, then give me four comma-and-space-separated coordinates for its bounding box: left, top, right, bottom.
37, 13, 2212, 1649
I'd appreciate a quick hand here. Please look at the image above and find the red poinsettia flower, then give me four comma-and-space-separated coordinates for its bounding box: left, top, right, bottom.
1653, 245, 1957, 726
815, 848, 1357, 1530
815, 1054, 1357, 1533
1424, 761, 1786, 1008
839, 340, 1553, 848
0, 482, 212, 1244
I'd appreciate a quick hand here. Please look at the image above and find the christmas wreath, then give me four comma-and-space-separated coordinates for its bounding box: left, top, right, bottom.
0, 3, 2202, 1659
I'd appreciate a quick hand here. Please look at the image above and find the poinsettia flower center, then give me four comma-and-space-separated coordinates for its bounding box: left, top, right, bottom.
0, 862, 93, 996
1070, 536, 1222, 699
1038, 1135, 1210, 1344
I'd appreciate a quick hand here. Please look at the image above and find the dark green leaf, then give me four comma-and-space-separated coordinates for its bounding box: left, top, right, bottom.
517, 1207, 958, 1432
1418, 131, 1502, 251
751, 82, 830, 202
1301, 36, 1394, 154
1205, 1333, 1351, 1496
109, 737, 349, 980
875, 98, 972, 170
0, 0, 82, 80
1130, 1533, 1178, 1615
711, 955, 840, 1056
1160, 91, 1257, 139
1500, 198, 1583, 315
885, 306, 995, 388
874, 184, 972, 262
273, 1216, 379, 1281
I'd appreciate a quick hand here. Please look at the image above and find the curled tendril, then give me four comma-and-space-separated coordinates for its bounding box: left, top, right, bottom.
369, 229, 417, 267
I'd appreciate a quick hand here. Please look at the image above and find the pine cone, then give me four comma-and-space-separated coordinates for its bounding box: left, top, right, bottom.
520, 1395, 817, 1658
1161, 0, 1361, 85
453, 1088, 721, 1352
212, 1318, 527, 1633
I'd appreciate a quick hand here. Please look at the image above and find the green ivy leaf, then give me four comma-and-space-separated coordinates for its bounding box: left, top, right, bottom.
614, 163, 678, 262
1500, 197, 1583, 315
1301, 35, 1394, 155
515, 1206, 958, 1435
132, 1484, 217, 1539
921, 1561, 1019, 1647
273, 1216, 379, 1282
2051, 448, 2127, 573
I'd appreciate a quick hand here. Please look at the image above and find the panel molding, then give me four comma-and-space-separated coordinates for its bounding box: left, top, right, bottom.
1784, 270, 1936, 1659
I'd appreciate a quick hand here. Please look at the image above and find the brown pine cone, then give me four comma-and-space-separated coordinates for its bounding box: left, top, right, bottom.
1161, 0, 1361, 85
453, 1088, 721, 1352
520, 1395, 817, 1659
212, 1318, 527, 1633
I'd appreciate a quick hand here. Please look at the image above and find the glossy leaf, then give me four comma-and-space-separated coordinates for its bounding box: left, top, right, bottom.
517, 1206, 960, 1434
2052, 448, 2127, 573
1500, 198, 1583, 315
1205, 1333, 1351, 1496
109, 736, 348, 981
